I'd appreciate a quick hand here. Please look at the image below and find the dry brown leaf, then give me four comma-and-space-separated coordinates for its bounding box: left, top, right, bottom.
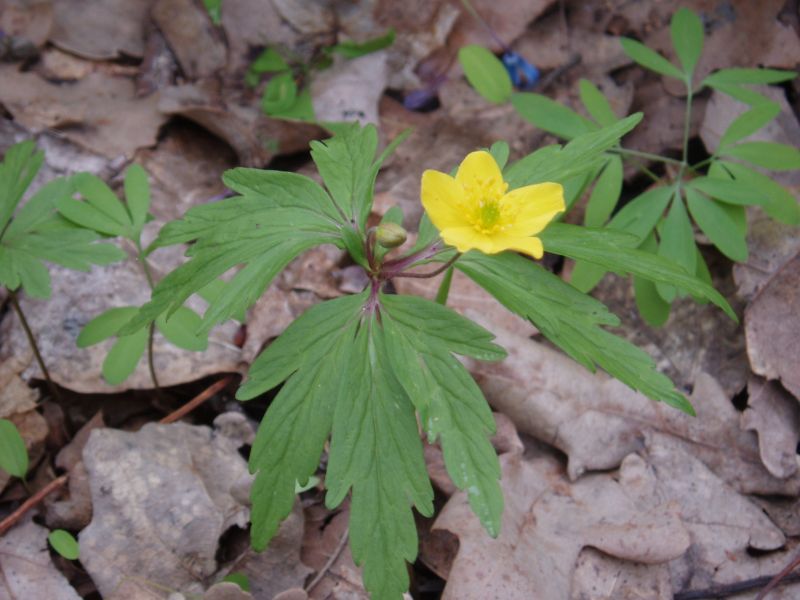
0, 357, 38, 418
203, 582, 253, 600
745, 253, 800, 399
0, 517, 81, 599
0, 66, 165, 159
446, 0, 555, 53
49, 0, 152, 59
742, 377, 800, 479
151, 0, 227, 80
435, 438, 690, 599
466, 322, 800, 496
0, 0, 52, 47
79, 422, 250, 599
311, 53, 388, 126
571, 548, 673, 600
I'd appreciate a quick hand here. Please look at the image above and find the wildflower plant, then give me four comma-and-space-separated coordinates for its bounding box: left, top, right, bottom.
459, 7, 799, 325
116, 118, 734, 598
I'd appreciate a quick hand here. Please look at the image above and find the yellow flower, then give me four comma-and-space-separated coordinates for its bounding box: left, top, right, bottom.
421, 151, 565, 259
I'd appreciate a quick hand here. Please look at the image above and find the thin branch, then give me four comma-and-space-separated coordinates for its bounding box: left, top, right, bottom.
159, 376, 233, 425
391, 254, 460, 279
675, 571, 800, 600
755, 551, 800, 600
305, 529, 350, 593
8, 290, 60, 402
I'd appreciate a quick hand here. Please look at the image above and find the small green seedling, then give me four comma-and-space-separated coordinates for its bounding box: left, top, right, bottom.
48, 529, 80, 560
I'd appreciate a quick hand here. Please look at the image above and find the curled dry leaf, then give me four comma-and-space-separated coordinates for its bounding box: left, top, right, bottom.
434, 430, 690, 599
79, 422, 250, 599
465, 322, 800, 496
741, 377, 800, 479
745, 253, 800, 400
311, 53, 389, 126
0, 517, 81, 599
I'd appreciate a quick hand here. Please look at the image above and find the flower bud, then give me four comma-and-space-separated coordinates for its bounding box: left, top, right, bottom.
375, 222, 407, 248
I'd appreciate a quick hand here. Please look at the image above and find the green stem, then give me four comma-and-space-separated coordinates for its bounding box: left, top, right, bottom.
678, 84, 694, 180
135, 240, 161, 391
8, 289, 60, 402
691, 156, 714, 171
610, 147, 683, 166
435, 266, 455, 305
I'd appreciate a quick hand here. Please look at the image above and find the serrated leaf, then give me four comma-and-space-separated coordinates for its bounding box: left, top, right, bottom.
505, 114, 642, 188
0, 141, 43, 233
72, 172, 133, 229
717, 161, 800, 225
584, 155, 623, 227
718, 102, 781, 149
124, 164, 151, 231
670, 7, 704, 77
156, 306, 208, 351
620, 37, 683, 80
332, 29, 395, 58
77, 306, 140, 347
578, 79, 618, 126
687, 176, 765, 206
539, 223, 736, 321
0, 418, 28, 478
48, 529, 80, 560
656, 194, 696, 302
720, 141, 800, 171
685, 187, 748, 262
458, 252, 694, 413
511, 92, 594, 139
702, 67, 797, 86
459, 45, 513, 104
102, 328, 148, 385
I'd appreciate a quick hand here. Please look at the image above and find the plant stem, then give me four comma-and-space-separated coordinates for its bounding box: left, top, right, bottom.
135, 240, 161, 391
435, 266, 455, 305
8, 289, 60, 402
678, 84, 694, 180
392, 254, 460, 279
610, 147, 683, 166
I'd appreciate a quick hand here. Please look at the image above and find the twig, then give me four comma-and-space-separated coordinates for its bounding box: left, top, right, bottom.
674, 571, 800, 600
8, 289, 60, 402
0, 376, 233, 536
392, 254, 460, 279
305, 529, 350, 593
0, 475, 68, 536
755, 551, 800, 600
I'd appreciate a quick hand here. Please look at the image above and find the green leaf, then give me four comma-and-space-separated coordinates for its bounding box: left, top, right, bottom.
202, 0, 221, 24
332, 29, 395, 59
670, 8, 704, 77
706, 82, 774, 106
77, 306, 140, 347
489, 141, 510, 169
620, 37, 683, 80
656, 195, 696, 302
539, 223, 736, 320
685, 187, 748, 262
717, 161, 799, 225
720, 142, 800, 171
569, 259, 606, 293
249, 48, 289, 74
124, 164, 151, 231
458, 252, 694, 413
607, 185, 674, 241
262, 72, 297, 115
0, 141, 43, 233
196, 278, 246, 322
511, 92, 594, 140
505, 114, 642, 188
687, 176, 765, 206
156, 306, 208, 351
634, 233, 670, 327
718, 102, 781, 149
71, 172, 133, 229
458, 45, 513, 104
48, 529, 80, 560
267, 87, 315, 122
102, 328, 148, 385
584, 155, 623, 227
578, 79, 618, 126
703, 67, 797, 87
0, 419, 28, 478
222, 573, 250, 592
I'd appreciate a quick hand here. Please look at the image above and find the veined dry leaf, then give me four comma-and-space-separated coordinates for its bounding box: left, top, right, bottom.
311, 53, 388, 126
465, 321, 800, 496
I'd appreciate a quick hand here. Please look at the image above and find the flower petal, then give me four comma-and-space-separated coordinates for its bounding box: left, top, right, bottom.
490, 234, 544, 258
440, 226, 495, 254
455, 150, 505, 197
421, 170, 468, 230
501, 182, 565, 235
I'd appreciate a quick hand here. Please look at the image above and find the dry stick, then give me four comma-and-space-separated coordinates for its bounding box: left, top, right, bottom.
755, 552, 800, 600
8, 290, 61, 402
675, 572, 800, 600
0, 375, 233, 536
305, 529, 350, 593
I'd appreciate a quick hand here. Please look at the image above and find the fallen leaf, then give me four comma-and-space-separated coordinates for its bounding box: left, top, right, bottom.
0, 0, 52, 48
151, 0, 227, 80
465, 320, 800, 496
203, 582, 253, 600
79, 421, 250, 598
312, 53, 389, 126
0, 517, 81, 599
0, 67, 166, 159
742, 377, 800, 479
435, 435, 690, 599
0, 357, 38, 419
745, 253, 800, 399
49, 0, 153, 60
446, 0, 555, 53
571, 547, 673, 600
271, 0, 333, 35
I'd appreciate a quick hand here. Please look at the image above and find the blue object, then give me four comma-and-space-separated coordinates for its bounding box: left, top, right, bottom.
502, 52, 540, 90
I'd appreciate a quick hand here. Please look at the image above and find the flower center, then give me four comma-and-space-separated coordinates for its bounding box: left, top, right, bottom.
463, 176, 513, 235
